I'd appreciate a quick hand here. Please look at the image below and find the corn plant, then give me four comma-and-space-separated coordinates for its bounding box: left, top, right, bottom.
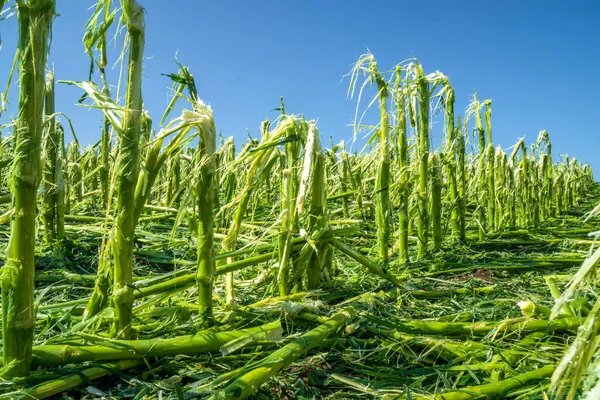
42, 71, 65, 242
443, 82, 459, 242
277, 111, 304, 296
413, 63, 431, 258
1, 0, 55, 378
395, 66, 410, 262
348, 54, 391, 263
109, 0, 145, 339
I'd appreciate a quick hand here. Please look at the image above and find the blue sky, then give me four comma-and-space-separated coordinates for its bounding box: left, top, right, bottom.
1, 0, 598, 174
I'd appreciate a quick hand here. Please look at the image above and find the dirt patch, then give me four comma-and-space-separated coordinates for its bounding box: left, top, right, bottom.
455, 268, 494, 282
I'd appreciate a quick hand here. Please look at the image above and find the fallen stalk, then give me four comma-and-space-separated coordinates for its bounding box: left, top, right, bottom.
211, 312, 347, 399
331, 238, 405, 288
11, 359, 141, 399
368, 315, 584, 337
0, 321, 281, 367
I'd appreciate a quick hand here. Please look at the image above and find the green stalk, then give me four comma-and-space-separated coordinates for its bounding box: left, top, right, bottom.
486, 142, 496, 229
494, 147, 505, 227
42, 71, 57, 242
194, 110, 217, 322
522, 147, 530, 225
67, 142, 82, 205
101, 48, 193, 317
473, 94, 487, 239
219, 138, 236, 228
83, 147, 99, 195
371, 315, 583, 337
221, 118, 291, 307
301, 122, 326, 289
307, 151, 326, 289
331, 238, 404, 288
80, 147, 90, 196
444, 84, 459, 241
82, 237, 113, 320
396, 66, 409, 262
211, 313, 346, 400
532, 155, 541, 225
340, 147, 350, 218
420, 365, 554, 400
112, 0, 145, 339
556, 171, 564, 214
17, 321, 282, 367
484, 100, 495, 230
430, 153, 442, 250
112, 247, 289, 301
416, 64, 430, 258
277, 160, 292, 296
538, 130, 553, 218
219, 139, 237, 303
19, 360, 141, 399
259, 144, 279, 209
373, 63, 391, 263
510, 138, 528, 226
540, 153, 548, 220
1, 0, 55, 378
564, 156, 572, 208
278, 116, 302, 296
507, 150, 517, 226
456, 118, 466, 242
99, 39, 111, 209
221, 152, 266, 307
546, 138, 554, 217
55, 124, 65, 240
140, 111, 152, 157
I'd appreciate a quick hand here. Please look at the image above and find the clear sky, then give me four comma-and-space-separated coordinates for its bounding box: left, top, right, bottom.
0, 0, 598, 174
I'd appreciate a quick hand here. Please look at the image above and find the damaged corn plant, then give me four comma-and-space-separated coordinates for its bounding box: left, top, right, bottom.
0, 1, 598, 399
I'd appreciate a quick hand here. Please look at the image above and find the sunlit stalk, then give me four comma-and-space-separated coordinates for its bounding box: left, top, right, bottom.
2, 0, 55, 378
111, 0, 145, 339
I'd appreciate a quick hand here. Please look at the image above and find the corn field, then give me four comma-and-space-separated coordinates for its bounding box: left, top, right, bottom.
0, 1, 599, 399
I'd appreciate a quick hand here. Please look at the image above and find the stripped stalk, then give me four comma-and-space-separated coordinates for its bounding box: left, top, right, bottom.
298, 122, 327, 289
212, 313, 347, 400
277, 156, 293, 296
1, 0, 55, 378
471, 94, 487, 239
278, 110, 303, 295
340, 144, 350, 218
374, 63, 391, 263
395, 66, 409, 262
456, 118, 466, 242
415, 64, 430, 258
348, 54, 390, 263
430, 153, 442, 250
510, 138, 528, 226
42, 71, 57, 242
100, 88, 111, 209
484, 100, 495, 230
66, 141, 82, 206
493, 147, 504, 227
306, 151, 326, 289
21, 360, 141, 399
191, 99, 217, 321
111, 0, 145, 339
55, 125, 65, 240
221, 118, 295, 307
443, 83, 459, 241
538, 130, 553, 218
